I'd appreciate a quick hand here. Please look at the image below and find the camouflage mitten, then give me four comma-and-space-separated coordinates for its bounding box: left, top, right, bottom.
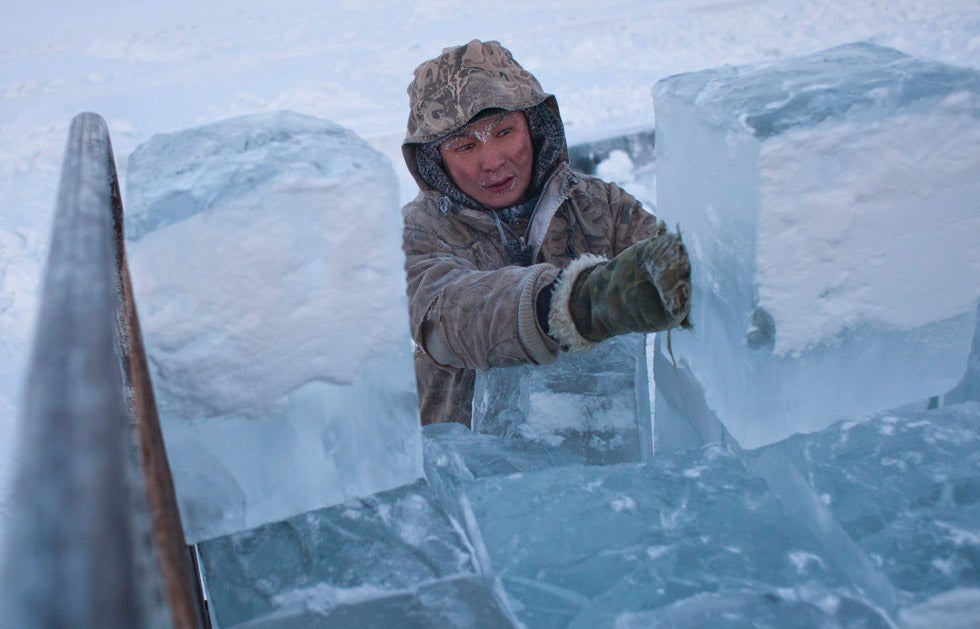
547, 230, 692, 351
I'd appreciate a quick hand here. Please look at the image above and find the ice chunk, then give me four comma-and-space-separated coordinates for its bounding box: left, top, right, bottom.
421, 423, 586, 562
762, 401, 980, 601
197, 480, 512, 628
945, 303, 980, 406
464, 445, 889, 627
743, 444, 899, 615
125, 111, 422, 542
423, 422, 585, 480
472, 333, 654, 464
652, 43, 980, 448
900, 589, 980, 629
609, 589, 890, 629
228, 575, 515, 628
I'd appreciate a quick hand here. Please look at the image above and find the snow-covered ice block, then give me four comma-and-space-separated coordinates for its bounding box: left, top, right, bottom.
125, 111, 422, 542
653, 43, 980, 448
471, 333, 654, 464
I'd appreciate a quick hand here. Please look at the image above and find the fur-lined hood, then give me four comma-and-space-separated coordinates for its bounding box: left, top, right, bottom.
402, 39, 568, 199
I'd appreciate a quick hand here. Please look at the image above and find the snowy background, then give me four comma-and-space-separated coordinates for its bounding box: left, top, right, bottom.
2, 0, 980, 610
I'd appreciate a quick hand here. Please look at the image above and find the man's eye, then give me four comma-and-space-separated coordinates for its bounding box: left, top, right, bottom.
453, 142, 475, 152
497, 127, 513, 138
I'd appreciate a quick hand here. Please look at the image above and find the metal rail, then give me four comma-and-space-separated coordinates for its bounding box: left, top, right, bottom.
1, 112, 204, 627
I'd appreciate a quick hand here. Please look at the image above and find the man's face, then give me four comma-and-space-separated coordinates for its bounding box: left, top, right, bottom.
438, 111, 534, 209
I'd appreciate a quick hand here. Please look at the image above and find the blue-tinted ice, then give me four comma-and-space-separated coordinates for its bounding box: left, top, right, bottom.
189, 45, 980, 627
762, 403, 980, 601
652, 42, 980, 448
199, 401, 979, 627
197, 479, 515, 628
125, 111, 422, 542
473, 334, 654, 464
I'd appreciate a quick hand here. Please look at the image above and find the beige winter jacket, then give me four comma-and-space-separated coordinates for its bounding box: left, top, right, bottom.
402, 40, 661, 426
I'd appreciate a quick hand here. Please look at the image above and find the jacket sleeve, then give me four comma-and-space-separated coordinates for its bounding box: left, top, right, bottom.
402, 213, 562, 371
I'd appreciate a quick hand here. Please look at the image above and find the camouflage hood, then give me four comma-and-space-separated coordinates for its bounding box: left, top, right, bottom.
402, 40, 567, 199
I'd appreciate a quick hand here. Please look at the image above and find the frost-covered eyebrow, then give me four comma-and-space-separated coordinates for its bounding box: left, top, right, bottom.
440, 112, 519, 149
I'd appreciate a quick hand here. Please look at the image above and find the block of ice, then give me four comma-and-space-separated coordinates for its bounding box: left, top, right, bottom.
197, 396, 978, 627
228, 575, 516, 629
652, 43, 980, 448
762, 401, 980, 602
945, 303, 980, 406
423, 422, 586, 480
472, 333, 654, 464
197, 480, 513, 628
609, 589, 890, 629
125, 111, 423, 542
421, 423, 586, 572
464, 445, 890, 628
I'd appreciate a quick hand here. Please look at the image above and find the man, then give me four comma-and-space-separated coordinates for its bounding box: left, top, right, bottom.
402, 39, 691, 427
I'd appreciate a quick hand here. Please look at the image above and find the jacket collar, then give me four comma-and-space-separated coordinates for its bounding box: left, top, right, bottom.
439, 163, 581, 246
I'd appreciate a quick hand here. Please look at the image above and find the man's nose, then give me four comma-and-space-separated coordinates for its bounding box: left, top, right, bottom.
478, 143, 506, 172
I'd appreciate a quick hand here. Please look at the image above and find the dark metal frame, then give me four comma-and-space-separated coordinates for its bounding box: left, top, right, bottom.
1, 112, 206, 627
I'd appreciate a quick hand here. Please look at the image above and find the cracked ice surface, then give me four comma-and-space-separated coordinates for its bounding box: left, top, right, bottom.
198, 401, 979, 628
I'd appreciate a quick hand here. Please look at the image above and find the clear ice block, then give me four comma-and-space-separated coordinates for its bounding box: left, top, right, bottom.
472, 333, 654, 464
652, 43, 980, 448
197, 480, 513, 627
464, 445, 889, 628
762, 401, 980, 601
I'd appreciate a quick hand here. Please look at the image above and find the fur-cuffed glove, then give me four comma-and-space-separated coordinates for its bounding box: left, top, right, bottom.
545, 230, 692, 351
